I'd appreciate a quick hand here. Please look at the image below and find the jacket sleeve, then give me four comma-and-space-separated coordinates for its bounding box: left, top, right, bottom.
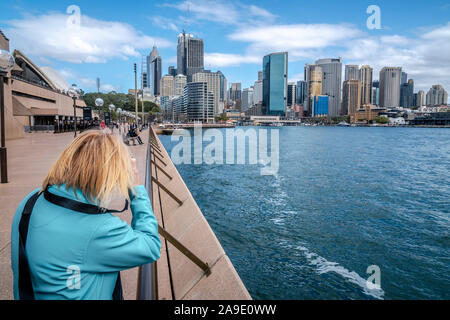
83, 185, 161, 273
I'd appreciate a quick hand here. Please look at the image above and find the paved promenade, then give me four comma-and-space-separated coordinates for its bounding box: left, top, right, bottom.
0, 129, 148, 300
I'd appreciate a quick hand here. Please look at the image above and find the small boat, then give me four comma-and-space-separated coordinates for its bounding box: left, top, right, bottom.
338, 121, 350, 127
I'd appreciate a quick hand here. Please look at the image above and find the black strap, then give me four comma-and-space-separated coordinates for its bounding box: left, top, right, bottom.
43, 187, 128, 214
18, 188, 126, 300
18, 192, 41, 300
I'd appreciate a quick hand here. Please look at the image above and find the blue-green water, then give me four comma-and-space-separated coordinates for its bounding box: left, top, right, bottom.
159, 127, 450, 300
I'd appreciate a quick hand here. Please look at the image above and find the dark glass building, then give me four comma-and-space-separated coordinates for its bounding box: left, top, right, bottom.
263, 52, 288, 116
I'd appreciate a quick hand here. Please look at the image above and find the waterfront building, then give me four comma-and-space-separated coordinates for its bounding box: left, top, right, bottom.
315, 58, 343, 117
345, 65, 360, 81
287, 82, 296, 107
174, 74, 187, 97
192, 71, 223, 115
263, 52, 288, 116
147, 46, 162, 96
359, 65, 373, 106
312, 95, 329, 117
342, 80, 361, 115
161, 75, 175, 98
183, 82, 214, 122
372, 87, 379, 106
177, 32, 204, 82
0, 48, 86, 139
379, 67, 402, 109
426, 85, 448, 106
416, 90, 426, 107
400, 79, 415, 108
296, 80, 307, 105
350, 105, 387, 124
304, 64, 323, 115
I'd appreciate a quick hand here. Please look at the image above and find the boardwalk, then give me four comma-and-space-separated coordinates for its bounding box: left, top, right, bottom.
0, 130, 148, 300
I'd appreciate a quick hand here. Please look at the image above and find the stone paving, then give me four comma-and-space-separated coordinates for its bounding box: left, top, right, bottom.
0, 129, 148, 300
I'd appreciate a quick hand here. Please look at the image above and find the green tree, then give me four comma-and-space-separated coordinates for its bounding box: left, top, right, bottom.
375, 116, 390, 124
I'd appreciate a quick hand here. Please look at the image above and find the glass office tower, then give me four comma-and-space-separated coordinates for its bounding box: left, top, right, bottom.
263, 52, 288, 116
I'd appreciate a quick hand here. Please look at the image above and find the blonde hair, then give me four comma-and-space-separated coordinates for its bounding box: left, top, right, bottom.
42, 131, 134, 206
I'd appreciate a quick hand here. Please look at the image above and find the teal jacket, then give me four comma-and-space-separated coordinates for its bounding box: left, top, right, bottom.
10, 184, 161, 300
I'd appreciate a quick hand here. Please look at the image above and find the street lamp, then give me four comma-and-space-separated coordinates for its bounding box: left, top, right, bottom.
0, 49, 15, 184
68, 84, 81, 138
117, 108, 122, 124
95, 98, 104, 123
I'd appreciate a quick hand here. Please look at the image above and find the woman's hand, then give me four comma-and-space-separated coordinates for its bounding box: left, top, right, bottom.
131, 158, 140, 186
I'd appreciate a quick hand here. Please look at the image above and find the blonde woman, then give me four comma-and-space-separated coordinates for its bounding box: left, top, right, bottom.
10, 131, 161, 300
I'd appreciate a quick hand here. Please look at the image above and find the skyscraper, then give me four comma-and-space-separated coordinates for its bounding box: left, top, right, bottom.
174, 74, 187, 96
342, 80, 361, 115
263, 52, 288, 116
229, 83, 242, 102
304, 64, 322, 115
184, 82, 214, 123
416, 90, 426, 107
177, 33, 204, 82
287, 82, 296, 107
168, 66, 177, 77
426, 85, 448, 106
147, 46, 162, 96
379, 67, 402, 109
315, 58, 343, 117
192, 71, 223, 115
161, 75, 175, 98
345, 65, 360, 81
359, 65, 373, 106
253, 80, 263, 104
242, 87, 254, 111
296, 80, 307, 105
400, 79, 414, 108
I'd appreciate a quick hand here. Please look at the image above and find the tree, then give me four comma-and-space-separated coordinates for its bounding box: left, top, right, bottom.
375, 116, 390, 124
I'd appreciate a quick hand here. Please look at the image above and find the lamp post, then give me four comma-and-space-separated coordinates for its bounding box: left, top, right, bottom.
68, 84, 81, 138
0, 49, 15, 184
95, 98, 104, 125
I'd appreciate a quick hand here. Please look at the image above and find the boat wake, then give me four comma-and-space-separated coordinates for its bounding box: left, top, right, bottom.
297, 245, 385, 300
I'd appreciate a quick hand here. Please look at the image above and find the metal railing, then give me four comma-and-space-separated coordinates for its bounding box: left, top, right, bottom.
137, 126, 212, 300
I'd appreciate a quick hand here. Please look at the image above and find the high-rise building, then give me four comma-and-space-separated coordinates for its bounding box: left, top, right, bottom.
315, 58, 343, 117
342, 80, 361, 115
401, 72, 408, 85
192, 71, 223, 115
217, 71, 227, 103
161, 75, 175, 98
296, 80, 307, 105
174, 74, 187, 96
258, 71, 263, 82
183, 82, 214, 122
168, 66, 177, 77
287, 82, 296, 107
379, 67, 402, 109
345, 65, 360, 81
263, 52, 288, 116
372, 87, 379, 106
242, 87, 254, 112
426, 85, 448, 106
229, 83, 242, 102
416, 90, 426, 107
359, 65, 373, 106
400, 79, 414, 108
304, 64, 323, 115
147, 46, 162, 96
253, 80, 263, 104
177, 33, 204, 82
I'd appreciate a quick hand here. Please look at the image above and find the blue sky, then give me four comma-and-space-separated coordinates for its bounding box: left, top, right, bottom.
1, 0, 450, 95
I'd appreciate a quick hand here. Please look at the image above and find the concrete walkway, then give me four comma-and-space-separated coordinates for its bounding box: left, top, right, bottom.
0, 129, 148, 300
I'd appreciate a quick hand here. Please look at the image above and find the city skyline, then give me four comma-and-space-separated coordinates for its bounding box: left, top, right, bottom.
1, 0, 450, 102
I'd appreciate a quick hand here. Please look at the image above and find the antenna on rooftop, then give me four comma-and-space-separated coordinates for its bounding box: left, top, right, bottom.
183, 2, 190, 34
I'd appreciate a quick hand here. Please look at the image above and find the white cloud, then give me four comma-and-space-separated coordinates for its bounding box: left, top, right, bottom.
5, 12, 173, 64
161, 0, 276, 27
204, 53, 260, 68
151, 16, 180, 32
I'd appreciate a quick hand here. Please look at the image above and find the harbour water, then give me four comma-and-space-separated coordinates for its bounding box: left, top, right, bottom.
159, 127, 450, 300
